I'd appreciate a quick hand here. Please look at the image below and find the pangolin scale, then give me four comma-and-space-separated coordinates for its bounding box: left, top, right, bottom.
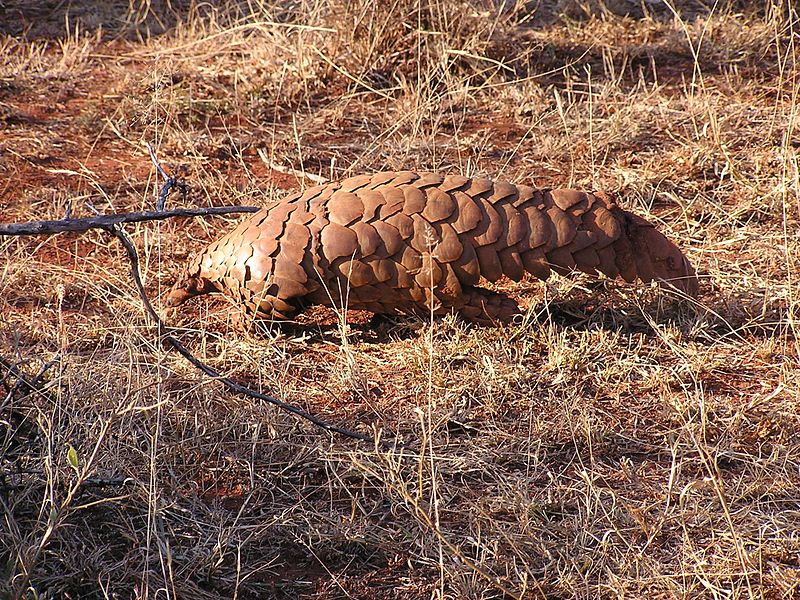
167, 171, 698, 324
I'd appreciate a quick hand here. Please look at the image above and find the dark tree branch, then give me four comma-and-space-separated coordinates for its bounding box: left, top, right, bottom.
145, 143, 189, 210
0, 206, 259, 237
0, 151, 388, 447
107, 222, 376, 443
146, 142, 170, 183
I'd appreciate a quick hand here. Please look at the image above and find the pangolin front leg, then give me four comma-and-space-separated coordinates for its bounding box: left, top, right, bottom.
166, 171, 698, 324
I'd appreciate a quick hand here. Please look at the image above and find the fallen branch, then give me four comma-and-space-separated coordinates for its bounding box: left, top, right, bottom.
0, 206, 260, 236
109, 223, 376, 442
0, 152, 386, 447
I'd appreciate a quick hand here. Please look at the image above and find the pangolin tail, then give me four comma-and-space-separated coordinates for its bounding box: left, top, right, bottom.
541, 190, 698, 297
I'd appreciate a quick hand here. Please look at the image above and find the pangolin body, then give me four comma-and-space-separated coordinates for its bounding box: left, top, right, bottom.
167, 171, 698, 324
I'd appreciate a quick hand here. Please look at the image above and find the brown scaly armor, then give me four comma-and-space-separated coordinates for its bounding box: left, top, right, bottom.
167, 171, 698, 324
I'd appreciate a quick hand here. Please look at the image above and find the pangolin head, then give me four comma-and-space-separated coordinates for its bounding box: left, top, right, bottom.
165, 255, 216, 307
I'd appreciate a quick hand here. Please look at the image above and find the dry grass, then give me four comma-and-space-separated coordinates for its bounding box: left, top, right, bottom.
1, 1, 799, 598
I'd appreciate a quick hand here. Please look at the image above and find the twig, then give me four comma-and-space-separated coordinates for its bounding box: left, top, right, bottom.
0, 148, 388, 447
145, 143, 189, 210
107, 222, 376, 443
0, 206, 259, 237
145, 142, 170, 182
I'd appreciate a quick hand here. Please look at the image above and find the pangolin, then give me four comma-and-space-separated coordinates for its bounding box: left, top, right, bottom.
167, 171, 698, 324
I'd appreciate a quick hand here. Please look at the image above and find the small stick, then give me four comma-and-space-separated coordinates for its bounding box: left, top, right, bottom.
107, 222, 377, 443
145, 142, 170, 183
145, 143, 190, 210
0, 145, 391, 447
0, 206, 259, 237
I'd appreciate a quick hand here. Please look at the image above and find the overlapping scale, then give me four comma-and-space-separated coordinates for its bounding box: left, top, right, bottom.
167, 171, 698, 323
